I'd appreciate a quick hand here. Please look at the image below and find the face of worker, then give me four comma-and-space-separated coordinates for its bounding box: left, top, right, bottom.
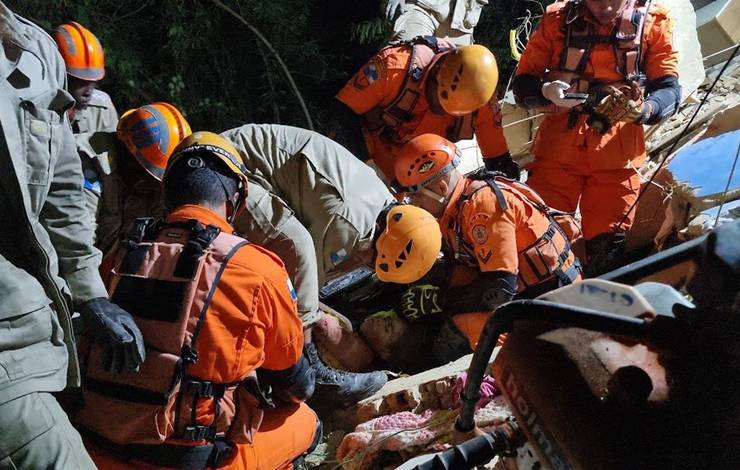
584, 0, 629, 25
405, 171, 456, 218
360, 312, 408, 360
116, 140, 162, 192
68, 76, 97, 110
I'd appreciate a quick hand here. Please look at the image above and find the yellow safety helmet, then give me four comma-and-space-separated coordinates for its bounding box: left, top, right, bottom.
374, 205, 442, 284
434, 45, 499, 116
165, 131, 249, 213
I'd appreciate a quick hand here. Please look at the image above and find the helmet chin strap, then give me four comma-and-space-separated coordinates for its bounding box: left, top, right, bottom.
419, 185, 446, 204
212, 169, 240, 223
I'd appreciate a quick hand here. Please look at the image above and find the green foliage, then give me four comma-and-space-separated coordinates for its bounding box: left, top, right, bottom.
7, 0, 536, 132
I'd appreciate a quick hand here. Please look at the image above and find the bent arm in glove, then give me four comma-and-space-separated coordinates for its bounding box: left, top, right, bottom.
513, 73, 549, 109
443, 271, 517, 314
641, 75, 681, 125
483, 153, 520, 181
258, 355, 315, 404
78, 297, 145, 373
586, 78, 680, 133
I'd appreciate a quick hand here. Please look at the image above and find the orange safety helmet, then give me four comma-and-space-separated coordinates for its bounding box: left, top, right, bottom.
374, 205, 442, 284
394, 134, 461, 192
52, 22, 106, 81
434, 45, 499, 116
166, 131, 250, 214
117, 102, 192, 181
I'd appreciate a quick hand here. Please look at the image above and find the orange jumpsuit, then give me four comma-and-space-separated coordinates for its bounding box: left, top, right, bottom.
87, 205, 317, 470
337, 43, 509, 179
439, 177, 580, 347
516, 1, 678, 240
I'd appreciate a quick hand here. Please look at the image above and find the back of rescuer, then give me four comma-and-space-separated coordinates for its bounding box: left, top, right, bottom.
77, 132, 321, 469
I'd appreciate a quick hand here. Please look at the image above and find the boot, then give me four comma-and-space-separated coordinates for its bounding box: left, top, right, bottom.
585, 233, 627, 277
304, 342, 387, 404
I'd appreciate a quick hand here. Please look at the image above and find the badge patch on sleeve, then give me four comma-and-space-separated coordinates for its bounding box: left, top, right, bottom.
352, 58, 384, 90
472, 225, 488, 244
330, 248, 350, 266
287, 278, 297, 301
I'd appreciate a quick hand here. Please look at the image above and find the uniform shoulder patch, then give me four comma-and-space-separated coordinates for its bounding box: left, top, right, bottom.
287, 277, 298, 301
352, 57, 386, 91
471, 224, 488, 244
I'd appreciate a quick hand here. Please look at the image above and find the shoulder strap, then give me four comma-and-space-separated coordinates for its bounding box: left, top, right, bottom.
559, 0, 648, 81
180, 237, 248, 365
118, 217, 158, 275
459, 170, 508, 211
173, 221, 221, 279
614, 0, 650, 81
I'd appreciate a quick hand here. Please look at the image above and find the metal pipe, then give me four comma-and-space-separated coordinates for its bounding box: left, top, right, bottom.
598, 235, 706, 284
456, 300, 649, 432
413, 422, 525, 470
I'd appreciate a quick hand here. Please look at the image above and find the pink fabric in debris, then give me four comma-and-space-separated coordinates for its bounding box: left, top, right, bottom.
337, 408, 456, 469
337, 374, 505, 469
450, 372, 499, 408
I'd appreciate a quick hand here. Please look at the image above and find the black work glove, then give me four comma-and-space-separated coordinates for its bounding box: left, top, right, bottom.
484, 153, 521, 180
400, 284, 443, 321
78, 297, 145, 373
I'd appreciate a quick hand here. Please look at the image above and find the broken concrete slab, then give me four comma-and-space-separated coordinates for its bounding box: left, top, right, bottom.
355, 348, 500, 423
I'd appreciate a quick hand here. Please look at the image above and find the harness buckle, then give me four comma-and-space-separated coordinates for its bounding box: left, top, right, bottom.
181, 344, 199, 364
182, 425, 217, 442
185, 379, 214, 397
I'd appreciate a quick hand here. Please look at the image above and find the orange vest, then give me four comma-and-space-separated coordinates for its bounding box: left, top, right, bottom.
444, 175, 582, 292
551, 0, 650, 93
363, 36, 476, 145
78, 219, 270, 466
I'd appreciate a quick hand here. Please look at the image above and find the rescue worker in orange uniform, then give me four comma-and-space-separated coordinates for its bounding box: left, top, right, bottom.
512, 0, 680, 274
53, 22, 119, 230
76, 132, 320, 469
335, 40, 516, 182
96, 102, 192, 254
388, 133, 582, 357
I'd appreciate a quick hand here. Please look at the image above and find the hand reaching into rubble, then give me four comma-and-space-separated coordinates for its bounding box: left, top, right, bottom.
400, 284, 443, 321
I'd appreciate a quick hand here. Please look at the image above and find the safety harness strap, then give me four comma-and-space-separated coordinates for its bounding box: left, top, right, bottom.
119, 217, 157, 275
364, 36, 454, 141
174, 222, 221, 279
174, 238, 249, 442
559, 0, 649, 84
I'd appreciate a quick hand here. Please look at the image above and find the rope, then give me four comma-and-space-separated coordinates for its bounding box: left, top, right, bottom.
210, 0, 314, 130
703, 44, 740, 62
502, 112, 544, 128
713, 139, 740, 228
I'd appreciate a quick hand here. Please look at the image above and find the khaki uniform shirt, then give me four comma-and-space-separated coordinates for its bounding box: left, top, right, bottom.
393, 0, 488, 44
0, 3, 107, 401
70, 89, 118, 235
95, 147, 165, 256
222, 124, 394, 324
